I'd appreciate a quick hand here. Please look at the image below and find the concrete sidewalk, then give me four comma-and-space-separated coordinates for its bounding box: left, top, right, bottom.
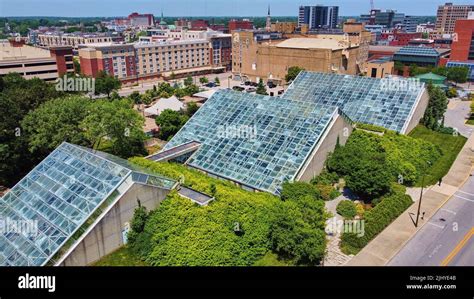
346, 132, 474, 266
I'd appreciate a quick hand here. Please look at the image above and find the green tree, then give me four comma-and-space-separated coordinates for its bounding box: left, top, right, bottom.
270, 196, 326, 265
21, 96, 93, 155
185, 102, 199, 117
285, 66, 305, 83
155, 109, 189, 141
183, 75, 193, 87
199, 77, 209, 85
214, 77, 220, 85
73, 57, 81, 74
81, 99, 147, 158
95, 71, 121, 98
447, 66, 469, 85
256, 79, 268, 95
423, 83, 448, 130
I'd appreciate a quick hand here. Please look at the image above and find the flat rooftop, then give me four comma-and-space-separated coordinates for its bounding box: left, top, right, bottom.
0, 42, 52, 61
275, 38, 346, 50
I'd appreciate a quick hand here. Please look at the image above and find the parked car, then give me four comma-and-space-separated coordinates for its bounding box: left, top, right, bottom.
205, 82, 216, 88
250, 82, 258, 87
267, 81, 277, 89
246, 87, 256, 92
232, 86, 245, 92
244, 81, 251, 86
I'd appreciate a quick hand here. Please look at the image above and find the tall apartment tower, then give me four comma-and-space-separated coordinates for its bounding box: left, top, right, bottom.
266, 5, 272, 31
298, 5, 339, 29
436, 2, 474, 34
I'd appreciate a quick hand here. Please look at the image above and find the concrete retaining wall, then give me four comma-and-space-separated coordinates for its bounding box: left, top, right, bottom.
59, 184, 170, 266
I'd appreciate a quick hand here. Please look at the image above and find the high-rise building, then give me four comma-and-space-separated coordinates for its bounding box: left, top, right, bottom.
450, 18, 474, 61
298, 5, 339, 30
435, 3, 474, 34
360, 10, 405, 28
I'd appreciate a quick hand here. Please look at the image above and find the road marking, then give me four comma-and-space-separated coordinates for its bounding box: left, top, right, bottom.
440, 228, 474, 266
440, 208, 457, 215
453, 194, 474, 203
456, 190, 474, 197
427, 222, 445, 229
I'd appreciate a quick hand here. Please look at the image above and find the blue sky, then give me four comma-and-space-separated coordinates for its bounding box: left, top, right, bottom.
1, 0, 471, 17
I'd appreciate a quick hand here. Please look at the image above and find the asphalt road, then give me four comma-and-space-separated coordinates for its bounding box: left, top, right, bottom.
388, 174, 474, 266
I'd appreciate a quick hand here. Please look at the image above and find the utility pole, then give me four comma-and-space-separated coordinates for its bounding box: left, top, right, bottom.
415, 161, 431, 227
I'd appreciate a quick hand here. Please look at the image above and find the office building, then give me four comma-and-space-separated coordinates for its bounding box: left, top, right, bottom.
436, 3, 474, 34
360, 10, 405, 28
298, 5, 339, 29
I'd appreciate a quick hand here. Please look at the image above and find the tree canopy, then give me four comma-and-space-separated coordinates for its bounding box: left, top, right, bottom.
285, 66, 305, 83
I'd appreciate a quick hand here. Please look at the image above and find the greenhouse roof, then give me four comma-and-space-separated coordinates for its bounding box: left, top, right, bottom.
163, 71, 426, 195
0, 142, 175, 266
284, 72, 425, 133
164, 90, 339, 195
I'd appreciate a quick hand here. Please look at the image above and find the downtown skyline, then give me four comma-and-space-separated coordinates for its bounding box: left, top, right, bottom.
1, 0, 473, 17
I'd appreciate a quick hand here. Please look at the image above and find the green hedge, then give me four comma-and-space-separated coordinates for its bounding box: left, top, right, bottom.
336, 200, 357, 219
340, 184, 413, 254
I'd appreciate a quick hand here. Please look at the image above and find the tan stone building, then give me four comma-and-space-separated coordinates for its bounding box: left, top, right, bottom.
366, 57, 394, 78
271, 22, 297, 34
435, 3, 474, 34
232, 31, 360, 84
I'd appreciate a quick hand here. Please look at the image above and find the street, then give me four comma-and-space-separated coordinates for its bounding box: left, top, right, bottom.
388, 173, 474, 266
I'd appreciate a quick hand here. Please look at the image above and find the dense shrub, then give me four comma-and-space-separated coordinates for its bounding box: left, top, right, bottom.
340, 184, 413, 254
280, 181, 320, 201
327, 130, 442, 199
355, 123, 387, 133
336, 200, 357, 219
270, 192, 327, 265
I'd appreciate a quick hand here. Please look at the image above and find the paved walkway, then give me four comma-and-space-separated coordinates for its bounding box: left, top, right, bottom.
324, 196, 353, 266
347, 132, 474, 266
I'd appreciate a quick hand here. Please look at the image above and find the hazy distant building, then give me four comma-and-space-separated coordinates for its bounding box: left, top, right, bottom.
360, 10, 405, 28
298, 5, 339, 29
436, 2, 474, 34
229, 19, 254, 32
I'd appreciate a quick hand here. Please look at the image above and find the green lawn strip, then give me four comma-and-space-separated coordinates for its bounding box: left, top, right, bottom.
92, 246, 149, 266
408, 125, 467, 186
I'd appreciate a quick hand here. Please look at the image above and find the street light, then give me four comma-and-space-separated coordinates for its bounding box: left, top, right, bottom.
415, 160, 431, 227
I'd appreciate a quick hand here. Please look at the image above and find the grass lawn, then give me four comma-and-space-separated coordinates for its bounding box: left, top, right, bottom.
409, 125, 467, 186
91, 246, 149, 266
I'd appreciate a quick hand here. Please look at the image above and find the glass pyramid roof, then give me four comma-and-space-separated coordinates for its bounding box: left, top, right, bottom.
284, 72, 425, 133
0, 142, 175, 266
164, 90, 339, 195
164, 71, 425, 195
